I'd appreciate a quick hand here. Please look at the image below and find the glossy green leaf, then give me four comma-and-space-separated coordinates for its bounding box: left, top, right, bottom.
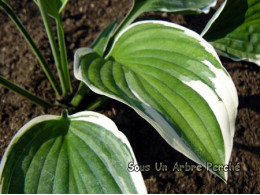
202, 0, 260, 66
34, 0, 68, 19
114, 0, 217, 40
133, 0, 217, 13
0, 111, 147, 194
74, 21, 238, 181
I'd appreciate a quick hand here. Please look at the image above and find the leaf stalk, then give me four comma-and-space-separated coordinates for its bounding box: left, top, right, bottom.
0, 75, 52, 108
37, 0, 70, 97
71, 82, 90, 108
0, 1, 62, 98
57, 15, 72, 94
87, 96, 108, 111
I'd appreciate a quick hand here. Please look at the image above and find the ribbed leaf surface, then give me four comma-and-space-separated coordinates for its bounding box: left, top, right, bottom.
74, 21, 238, 180
0, 112, 146, 194
202, 0, 260, 66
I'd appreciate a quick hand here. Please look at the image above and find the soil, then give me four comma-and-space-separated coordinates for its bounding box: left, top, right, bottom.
0, 0, 259, 193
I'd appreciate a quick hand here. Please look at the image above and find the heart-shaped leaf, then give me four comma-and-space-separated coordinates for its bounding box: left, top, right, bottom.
74, 21, 238, 181
34, 0, 68, 19
202, 0, 260, 66
0, 111, 147, 194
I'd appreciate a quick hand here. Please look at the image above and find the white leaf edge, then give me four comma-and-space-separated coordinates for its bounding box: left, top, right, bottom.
216, 49, 260, 67
0, 111, 147, 194
131, 0, 217, 14
201, 0, 227, 37
157, 0, 217, 14
74, 20, 238, 181
201, 0, 260, 66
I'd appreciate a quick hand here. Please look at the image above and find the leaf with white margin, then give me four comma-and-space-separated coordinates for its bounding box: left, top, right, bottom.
0, 111, 147, 194
202, 0, 260, 66
133, 0, 217, 14
114, 0, 217, 40
74, 21, 238, 181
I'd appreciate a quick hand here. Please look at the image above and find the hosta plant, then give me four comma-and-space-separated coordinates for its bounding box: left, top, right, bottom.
1, 0, 257, 193
202, 0, 260, 66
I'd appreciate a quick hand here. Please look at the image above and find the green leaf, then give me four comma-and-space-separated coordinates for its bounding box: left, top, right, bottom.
133, 0, 217, 14
202, 0, 260, 66
71, 20, 120, 108
35, 0, 72, 95
91, 19, 120, 56
74, 21, 238, 181
0, 111, 146, 194
110, 0, 217, 51
34, 0, 68, 19
0, 75, 52, 108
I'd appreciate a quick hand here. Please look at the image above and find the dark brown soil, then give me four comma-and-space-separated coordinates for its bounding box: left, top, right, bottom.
0, 0, 259, 193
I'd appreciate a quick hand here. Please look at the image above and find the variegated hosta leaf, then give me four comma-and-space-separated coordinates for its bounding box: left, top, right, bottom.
0, 111, 146, 194
74, 21, 238, 181
133, 0, 217, 14
202, 0, 260, 66
116, 0, 217, 38
34, 0, 68, 19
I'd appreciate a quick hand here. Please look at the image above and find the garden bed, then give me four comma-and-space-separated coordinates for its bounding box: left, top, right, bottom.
0, 0, 259, 193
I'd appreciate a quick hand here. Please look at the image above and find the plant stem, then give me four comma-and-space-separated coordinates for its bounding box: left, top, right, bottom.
57, 16, 72, 94
113, 4, 143, 39
0, 1, 62, 98
87, 96, 108, 111
37, 0, 69, 97
105, 2, 144, 56
0, 75, 52, 108
71, 82, 89, 107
